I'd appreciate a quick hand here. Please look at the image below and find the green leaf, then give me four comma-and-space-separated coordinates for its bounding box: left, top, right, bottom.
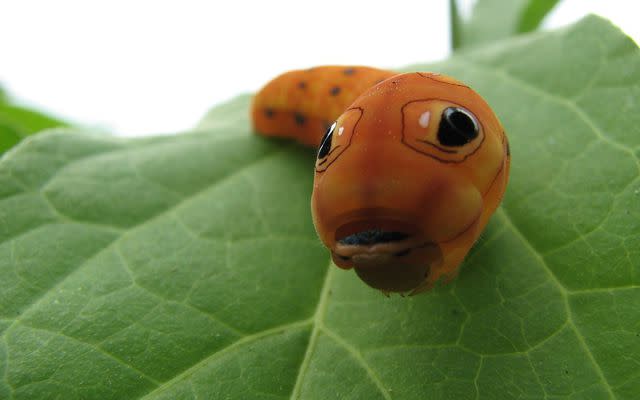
456, 0, 561, 48
518, 0, 562, 33
449, 0, 463, 50
0, 103, 68, 155
1, 15, 638, 399
0, 122, 23, 155
0, 104, 67, 135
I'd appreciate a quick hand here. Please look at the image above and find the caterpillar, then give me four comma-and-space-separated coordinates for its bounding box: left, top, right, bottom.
251, 66, 510, 295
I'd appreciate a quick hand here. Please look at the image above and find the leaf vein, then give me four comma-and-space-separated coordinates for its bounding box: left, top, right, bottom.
1, 149, 284, 339
499, 208, 617, 398
288, 264, 334, 400
12, 321, 161, 386
140, 319, 313, 399
320, 326, 392, 400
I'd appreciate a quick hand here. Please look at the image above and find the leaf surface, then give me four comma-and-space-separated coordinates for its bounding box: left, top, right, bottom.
456, 0, 561, 48
1, 15, 638, 400
0, 103, 67, 155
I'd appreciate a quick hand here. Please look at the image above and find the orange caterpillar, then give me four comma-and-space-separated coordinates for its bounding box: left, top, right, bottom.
252, 66, 510, 294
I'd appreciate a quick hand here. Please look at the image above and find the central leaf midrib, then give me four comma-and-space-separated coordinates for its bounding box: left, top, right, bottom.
288, 264, 333, 399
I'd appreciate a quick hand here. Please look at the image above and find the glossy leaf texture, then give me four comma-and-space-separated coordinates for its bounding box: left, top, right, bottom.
0, 15, 638, 400
454, 0, 561, 48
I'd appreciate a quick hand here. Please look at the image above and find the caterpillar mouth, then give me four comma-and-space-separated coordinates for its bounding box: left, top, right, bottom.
333, 220, 419, 263
338, 230, 410, 246
331, 220, 442, 293
333, 220, 421, 261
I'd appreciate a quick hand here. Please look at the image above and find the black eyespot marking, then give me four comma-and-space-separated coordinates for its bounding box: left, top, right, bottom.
343, 68, 356, 76
318, 121, 336, 159
264, 108, 275, 118
294, 112, 306, 126
438, 107, 479, 147
330, 86, 341, 96
298, 81, 307, 89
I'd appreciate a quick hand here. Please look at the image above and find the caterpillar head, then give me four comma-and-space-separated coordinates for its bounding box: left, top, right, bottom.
311, 72, 510, 294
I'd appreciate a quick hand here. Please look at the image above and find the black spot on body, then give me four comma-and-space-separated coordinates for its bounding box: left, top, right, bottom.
343, 68, 356, 76
264, 108, 275, 118
298, 81, 307, 89
330, 86, 341, 96
294, 112, 306, 126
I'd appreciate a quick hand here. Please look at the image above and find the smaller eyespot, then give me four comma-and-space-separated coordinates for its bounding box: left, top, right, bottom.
315, 107, 362, 172
318, 121, 337, 159
438, 107, 478, 147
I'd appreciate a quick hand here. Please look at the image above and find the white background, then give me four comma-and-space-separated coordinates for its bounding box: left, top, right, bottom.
1, 0, 638, 137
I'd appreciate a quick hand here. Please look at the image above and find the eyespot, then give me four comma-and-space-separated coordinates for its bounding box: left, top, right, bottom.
318, 121, 336, 159
401, 100, 484, 163
315, 107, 362, 173
438, 107, 478, 147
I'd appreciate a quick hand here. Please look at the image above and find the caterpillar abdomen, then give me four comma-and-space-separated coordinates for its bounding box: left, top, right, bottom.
251, 66, 394, 146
